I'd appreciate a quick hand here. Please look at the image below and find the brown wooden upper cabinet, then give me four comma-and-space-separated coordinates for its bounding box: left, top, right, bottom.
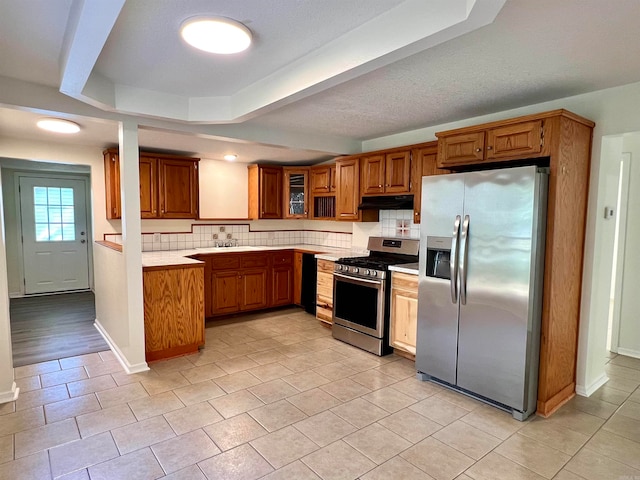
361, 150, 411, 195
335, 157, 360, 221
310, 164, 336, 194
248, 165, 283, 219
103, 149, 199, 220
283, 167, 309, 219
437, 120, 543, 168
410, 142, 445, 224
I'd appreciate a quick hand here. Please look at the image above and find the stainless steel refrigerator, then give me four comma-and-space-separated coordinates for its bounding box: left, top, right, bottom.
416, 165, 548, 420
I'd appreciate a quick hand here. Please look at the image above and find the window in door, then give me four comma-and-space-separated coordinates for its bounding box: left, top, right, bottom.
33, 187, 76, 242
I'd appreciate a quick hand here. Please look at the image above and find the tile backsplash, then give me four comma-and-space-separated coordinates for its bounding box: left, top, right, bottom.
379, 210, 420, 239
105, 224, 353, 252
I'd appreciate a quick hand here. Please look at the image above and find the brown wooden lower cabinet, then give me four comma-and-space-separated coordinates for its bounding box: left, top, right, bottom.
316, 259, 334, 325
143, 264, 204, 362
203, 250, 294, 316
389, 272, 418, 357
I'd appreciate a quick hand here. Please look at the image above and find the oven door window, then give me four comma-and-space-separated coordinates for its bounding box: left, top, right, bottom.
334, 279, 380, 331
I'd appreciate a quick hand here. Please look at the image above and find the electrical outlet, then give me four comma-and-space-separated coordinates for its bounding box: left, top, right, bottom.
153, 233, 161, 242
267, 231, 275, 240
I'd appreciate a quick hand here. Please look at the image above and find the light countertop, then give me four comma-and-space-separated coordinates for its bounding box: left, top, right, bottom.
389, 262, 419, 275
139, 244, 365, 268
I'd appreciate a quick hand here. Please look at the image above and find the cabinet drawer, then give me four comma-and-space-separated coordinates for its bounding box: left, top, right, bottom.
242, 255, 269, 268
271, 251, 293, 265
317, 259, 335, 274
211, 255, 240, 270
391, 272, 418, 291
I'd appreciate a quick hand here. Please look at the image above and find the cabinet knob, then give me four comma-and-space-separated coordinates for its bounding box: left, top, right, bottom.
378, 184, 382, 188
385, 184, 390, 187
475, 148, 482, 152
487, 146, 493, 150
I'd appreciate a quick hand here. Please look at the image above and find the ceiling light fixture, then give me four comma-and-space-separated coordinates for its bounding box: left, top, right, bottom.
36, 118, 81, 134
223, 154, 238, 161
181, 17, 252, 54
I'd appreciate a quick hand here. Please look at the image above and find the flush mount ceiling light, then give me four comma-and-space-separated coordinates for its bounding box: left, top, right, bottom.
223, 154, 238, 161
36, 118, 81, 134
181, 17, 252, 54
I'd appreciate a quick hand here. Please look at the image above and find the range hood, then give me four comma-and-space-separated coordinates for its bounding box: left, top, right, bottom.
358, 194, 414, 211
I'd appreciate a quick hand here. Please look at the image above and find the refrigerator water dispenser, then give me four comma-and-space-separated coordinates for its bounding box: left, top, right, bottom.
426, 236, 451, 279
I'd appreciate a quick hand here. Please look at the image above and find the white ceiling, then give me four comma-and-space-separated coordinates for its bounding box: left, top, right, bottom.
1, 0, 640, 164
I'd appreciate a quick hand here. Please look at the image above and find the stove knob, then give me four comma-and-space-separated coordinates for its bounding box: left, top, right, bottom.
337, 265, 343, 271
371, 270, 377, 277
352, 267, 359, 274
365, 269, 371, 275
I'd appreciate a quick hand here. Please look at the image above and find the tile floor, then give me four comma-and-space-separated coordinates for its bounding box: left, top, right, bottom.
1, 307, 640, 480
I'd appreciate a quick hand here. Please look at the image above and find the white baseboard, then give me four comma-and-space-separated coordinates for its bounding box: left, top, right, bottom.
0, 383, 19, 404
617, 347, 640, 359
576, 372, 609, 397
94, 320, 149, 374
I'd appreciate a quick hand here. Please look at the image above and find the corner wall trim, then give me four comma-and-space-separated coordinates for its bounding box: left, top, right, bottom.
576, 372, 609, 397
0, 383, 19, 404
94, 319, 149, 374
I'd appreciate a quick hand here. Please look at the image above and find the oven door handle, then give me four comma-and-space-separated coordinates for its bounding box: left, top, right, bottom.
333, 272, 383, 287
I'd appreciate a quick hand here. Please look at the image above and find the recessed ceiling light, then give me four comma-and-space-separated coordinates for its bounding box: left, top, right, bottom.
36, 118, 81, 134
224, 154, 238, 161
181, 17, 252, 54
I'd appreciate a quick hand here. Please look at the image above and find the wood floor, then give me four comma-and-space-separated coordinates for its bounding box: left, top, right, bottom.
9, 291, 108, 367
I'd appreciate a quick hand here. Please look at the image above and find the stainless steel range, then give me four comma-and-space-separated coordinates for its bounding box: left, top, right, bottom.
332, 236, 419, 356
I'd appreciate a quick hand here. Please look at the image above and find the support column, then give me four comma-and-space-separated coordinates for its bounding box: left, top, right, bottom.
119, 120, 147, 371
0, 169, 19, 403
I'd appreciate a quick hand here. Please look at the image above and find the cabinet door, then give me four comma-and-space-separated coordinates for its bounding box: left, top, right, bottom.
139, 157, 158, 218
310, 166, 331, 194
103, 151, 121, 219
316, 259, 334, 325
293, 251, 303, 305
211, 270, 240, 315
335, 158, 360, 221
272, 266, 293, 306
390, 273, 418, 355
437, 132, 485, 168
385, 151, 411, 193
260, 167, 283, 219
159, 159, 199, 218
240, 268, 268, 311
283, 168, 309, 218
411, 144, 444, 224
361, 154, 385, 195
486, 120, 542, 160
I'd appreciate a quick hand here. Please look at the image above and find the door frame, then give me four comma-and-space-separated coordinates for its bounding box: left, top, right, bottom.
13, 172, 94, 297
608, 152, 631, 353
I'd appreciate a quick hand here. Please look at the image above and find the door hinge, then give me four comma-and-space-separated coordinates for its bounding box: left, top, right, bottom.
540, 124, 544, 147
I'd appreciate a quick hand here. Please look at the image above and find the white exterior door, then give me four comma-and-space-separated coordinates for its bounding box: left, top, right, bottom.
19, 176, 90, 294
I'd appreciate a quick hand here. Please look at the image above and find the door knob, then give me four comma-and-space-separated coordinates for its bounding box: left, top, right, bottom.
80, 239, 86, 244
80, 231, 85, 236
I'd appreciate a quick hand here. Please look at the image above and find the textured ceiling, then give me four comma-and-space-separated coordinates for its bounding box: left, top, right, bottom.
1, 0, 640, 164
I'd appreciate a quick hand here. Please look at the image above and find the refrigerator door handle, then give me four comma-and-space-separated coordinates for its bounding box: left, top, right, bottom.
450, 215, 461, 303
460, 215, 470, 305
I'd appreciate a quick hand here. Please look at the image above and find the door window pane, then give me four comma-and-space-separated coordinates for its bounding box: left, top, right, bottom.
34, 187, 76, 242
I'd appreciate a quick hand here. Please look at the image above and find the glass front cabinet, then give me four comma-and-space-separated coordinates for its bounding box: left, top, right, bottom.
283, 167, 309, 218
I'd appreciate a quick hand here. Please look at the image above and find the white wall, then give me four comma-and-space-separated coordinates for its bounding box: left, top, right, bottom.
0, 137, 115, 239
618, 134, 640, 358
198, 158, 248, 218
364, 81, 640, 395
